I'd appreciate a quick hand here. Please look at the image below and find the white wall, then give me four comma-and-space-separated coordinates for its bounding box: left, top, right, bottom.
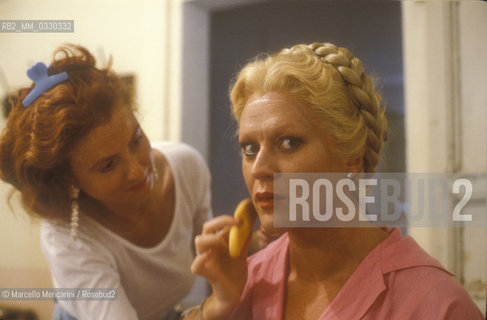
402, 0, 486, 313
0, 1, 184, 319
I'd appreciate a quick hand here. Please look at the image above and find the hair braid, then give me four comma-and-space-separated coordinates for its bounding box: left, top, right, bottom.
308, 42, 387, 172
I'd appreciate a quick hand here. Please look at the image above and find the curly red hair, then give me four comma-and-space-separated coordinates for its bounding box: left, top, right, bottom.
0, 44, 134, 220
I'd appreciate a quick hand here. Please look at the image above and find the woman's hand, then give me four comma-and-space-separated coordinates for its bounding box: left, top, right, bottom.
191, 215, 250, 320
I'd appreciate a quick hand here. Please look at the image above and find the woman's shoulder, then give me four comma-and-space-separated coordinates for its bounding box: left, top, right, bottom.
379, 231, 456, 292
40, 218, 113, 262
377, 232, 483, 318
379, 264, 483, 318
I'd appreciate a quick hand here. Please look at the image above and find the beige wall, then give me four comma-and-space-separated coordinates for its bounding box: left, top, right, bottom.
0, 183, 54, 318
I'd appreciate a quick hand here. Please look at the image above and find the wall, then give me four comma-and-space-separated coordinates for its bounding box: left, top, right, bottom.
181, 2, 210, 161
458, 3, 487, 311
402, 0, 486, 313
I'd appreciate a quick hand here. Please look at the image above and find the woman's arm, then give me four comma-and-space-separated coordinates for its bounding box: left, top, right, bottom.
184, 215, 250, 320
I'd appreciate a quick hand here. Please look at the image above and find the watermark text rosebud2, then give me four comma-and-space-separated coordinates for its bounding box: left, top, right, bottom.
273, 173, 486, 228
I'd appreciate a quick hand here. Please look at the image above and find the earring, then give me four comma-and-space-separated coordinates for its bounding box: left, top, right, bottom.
153, 163, 159, 182
346, 172, 354, 179
69, 185, 80, 241
151, 153, 159, 182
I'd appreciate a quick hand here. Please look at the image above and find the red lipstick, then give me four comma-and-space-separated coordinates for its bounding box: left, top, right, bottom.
255, 191, 274, 209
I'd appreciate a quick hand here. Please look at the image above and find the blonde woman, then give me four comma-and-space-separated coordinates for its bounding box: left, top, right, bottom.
184, 42, 483, 319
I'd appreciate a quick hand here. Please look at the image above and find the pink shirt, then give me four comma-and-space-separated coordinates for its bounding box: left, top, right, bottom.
230, 229, 483, 319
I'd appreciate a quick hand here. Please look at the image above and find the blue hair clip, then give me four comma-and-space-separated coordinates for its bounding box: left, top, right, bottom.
22, 62, 68, 107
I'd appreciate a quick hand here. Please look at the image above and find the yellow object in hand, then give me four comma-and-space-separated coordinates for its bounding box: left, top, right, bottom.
228, 198, 256, 258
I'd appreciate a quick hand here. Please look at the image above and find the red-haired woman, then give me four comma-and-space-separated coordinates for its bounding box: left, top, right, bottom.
0, 45, 211, 320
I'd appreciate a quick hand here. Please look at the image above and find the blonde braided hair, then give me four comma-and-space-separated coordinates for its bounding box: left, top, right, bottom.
230, 42, 387, 172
